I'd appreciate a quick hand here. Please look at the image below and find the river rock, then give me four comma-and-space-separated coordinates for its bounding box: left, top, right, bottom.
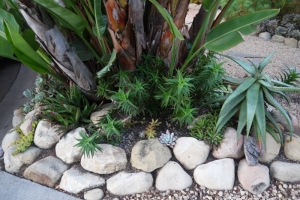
107, 171, 153, 195
34, 120, 63, 149
59, 165, 105, 194
24, 156, 68, 187
81, 144, 127, 174
12, 108, 25, 127
90, 103, 115, 124
173, 137, 210, 170
19, 109, 37, 136
4, 146, 41, 173
244, 136, 260, 165
270, 161, 300, 182
156, 161, 192, 191
212, 127, 244, 159
194, 158, 235, 190
84, 189, 104, 200
56, 127, 84, 164
259, 132, 281, 163
284, 135, 300, 162
131, 139, 171, 172
259, 32, 271, 40
238, 159, 270, 195
271, 35, 285, 43
285, 38, 298, 48
2, 130, 20, 152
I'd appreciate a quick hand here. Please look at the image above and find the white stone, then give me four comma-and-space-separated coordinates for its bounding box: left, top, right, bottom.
270, 161, 300, 182
19, 109, 37, 136
237, 159, 270, 195
271, 35, 285, 43
156, 161, 192, 191
59, 166, 105, 194
24, 156, 68, 187
284, 135, 300, 162
271, 109, 293, 131
285, 38, 298, 48
212, 127, 244, 159
2, 130, 20, 152
107, 171, 153, 195
259, 32, 271, 40
81, 144, 127, 174
298, 40, 300, 48
56, 127, 84, 164
193, 158, 235, 190
4, 146, 42, 173
84, 189, 104, 200
12, 108, 25, 128
90, 103, 115, 124
34, 120, 63, 149
259, 132, 281, 163
291, 115, 299, 127
131, 139, 171, 172
173, 137, 210, 170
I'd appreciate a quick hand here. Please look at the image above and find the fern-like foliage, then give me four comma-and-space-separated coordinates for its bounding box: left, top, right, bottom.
75, 130, 102, 158
12, 121, 38, 155
145, 119, 161, 139
275, 66, 300, 86
99, 114, 124, 140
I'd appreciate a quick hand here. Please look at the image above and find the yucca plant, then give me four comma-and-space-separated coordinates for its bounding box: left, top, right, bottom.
215, 53, 300, 152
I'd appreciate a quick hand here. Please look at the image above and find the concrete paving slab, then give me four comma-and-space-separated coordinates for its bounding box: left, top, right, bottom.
0, 171, 80, 200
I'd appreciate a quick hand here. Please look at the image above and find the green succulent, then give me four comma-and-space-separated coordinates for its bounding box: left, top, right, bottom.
216, 53, 300, 151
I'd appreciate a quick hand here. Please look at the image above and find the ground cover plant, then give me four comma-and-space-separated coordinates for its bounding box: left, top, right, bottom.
0, 0, 281, 155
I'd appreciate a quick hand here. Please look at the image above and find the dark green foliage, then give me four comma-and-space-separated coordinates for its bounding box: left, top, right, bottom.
99, 114, 124, 141
75, 130, 102, 158
190, 112, 224, 147
275, 66, 300, 86
41, 85, 98, 131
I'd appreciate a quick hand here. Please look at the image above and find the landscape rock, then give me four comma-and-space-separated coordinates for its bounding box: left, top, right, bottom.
285, 38, 298, 48
56, 127, 84, 164
19, 109, 37, 136
84, 189, 104, 200
259, 132, 281, 163
284, 134, 300, 162
212, 127, 244, 159
173, 137, 210, 170
131, 139, 171, 172
259, 32, 271, 40
291, 115, 299, 126
0, 146, 3, 159
193, 158, 235, 190
4, 146, 41, 173
270, 161, 300, 182
90, 103, 115, 124
270, 109, 293, 131
238, 159, 270, 195
2, 130, 20, 152
271, 35, 285, 43
107, 171, 153, 196
34, 120, 63, 149
299, 40, 300, 48
244, 136, 260, 165
59, 165, 105, 194
24, 156, 68, 187
81, 144, 127, 174
12, 108, 25, 127
156, 161, 192, 191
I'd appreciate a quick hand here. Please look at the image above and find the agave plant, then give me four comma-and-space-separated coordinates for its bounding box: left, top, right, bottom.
215, 53, 300, 152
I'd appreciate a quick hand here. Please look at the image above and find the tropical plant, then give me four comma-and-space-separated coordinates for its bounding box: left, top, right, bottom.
215, 53, 300, 152
190, 111, 224, 146
0, 0, 280, 128
275, 66, 300, 86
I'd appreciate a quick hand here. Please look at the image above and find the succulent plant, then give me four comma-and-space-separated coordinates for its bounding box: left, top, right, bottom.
159, 130, 177, 148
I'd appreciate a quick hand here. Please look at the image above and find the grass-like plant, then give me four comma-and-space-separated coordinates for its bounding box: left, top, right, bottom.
190, 111, 224, 147
275, 66, 300, 86
216, 53, 300, 151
